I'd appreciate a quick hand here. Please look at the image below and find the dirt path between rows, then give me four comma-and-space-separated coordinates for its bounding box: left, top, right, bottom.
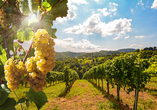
44, 81, 157, 110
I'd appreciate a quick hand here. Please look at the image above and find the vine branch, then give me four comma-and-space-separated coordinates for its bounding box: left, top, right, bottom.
52, 0, 63, 8
23, 0, 63, 63
4, 34, 10, 59
0, 1, 7, 9
23, 14, 45, 63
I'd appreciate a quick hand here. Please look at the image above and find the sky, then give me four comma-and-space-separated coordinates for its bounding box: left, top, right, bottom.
24, 0, 157, 52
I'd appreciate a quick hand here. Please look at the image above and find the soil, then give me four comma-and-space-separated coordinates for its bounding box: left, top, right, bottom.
45, 81, 157, 110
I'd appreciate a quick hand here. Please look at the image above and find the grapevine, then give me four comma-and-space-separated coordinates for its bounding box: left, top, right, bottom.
83, 52, 151, 109
0, 0, 68, 109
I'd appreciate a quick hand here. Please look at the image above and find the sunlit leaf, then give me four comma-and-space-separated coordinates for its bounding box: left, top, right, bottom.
17, 28, 34, 41
42, 1, 52, 12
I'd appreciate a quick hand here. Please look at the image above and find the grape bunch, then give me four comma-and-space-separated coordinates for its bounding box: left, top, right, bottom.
24, 57, 47, 92
0, 8, 9, 29
23, 29, 55, 92
4, 29, 55, 92
23, 71, 47, 92
32, 29, 55, 75
4, 59, 26, 91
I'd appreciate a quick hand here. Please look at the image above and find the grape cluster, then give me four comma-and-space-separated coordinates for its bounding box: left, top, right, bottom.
0, 8, 9, 29
24, 29, 55, 91
24, 57, 46, 91
23, 71, 47, 92
32, 29, 55, 75
4, 29, 55, 92
4, 59, 26, 91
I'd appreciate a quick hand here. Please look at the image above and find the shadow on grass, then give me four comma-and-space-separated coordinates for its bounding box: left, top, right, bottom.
88, 80, 132, 110
149, 81, 157, 83
58, 80, 76, 97
144, 87, 157, 97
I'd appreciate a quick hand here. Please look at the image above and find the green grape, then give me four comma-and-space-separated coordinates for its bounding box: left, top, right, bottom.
23, 29, 56, 92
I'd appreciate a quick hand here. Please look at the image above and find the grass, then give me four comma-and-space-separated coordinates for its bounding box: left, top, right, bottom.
96, 100, 120, 110
9, 82, 66, 110
96, 101, 107, 110
6, 77, 157, 110
66, 80, 101, 99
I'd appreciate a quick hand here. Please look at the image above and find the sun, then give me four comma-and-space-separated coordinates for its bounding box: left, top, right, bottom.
26, 14, 39, 26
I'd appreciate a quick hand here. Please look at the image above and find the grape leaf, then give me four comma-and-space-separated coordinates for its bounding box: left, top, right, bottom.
26, 88, 48, 110
19, 0, 31, 15
0, 0, 3, 7
44, 27, 57, 38
26, 99, 30, 108
42, 0, 68, 25
42, 14, 53, 28
46, 0, 60, 6
5, 6, 15, 14
17, 28, 34, 41
29, 48, 35, 56
7, 36, 15, 52
1, 84, 10, 94
0, 35, 3, 43
0, 84, 10, 105
42, 1, 52, 12
0, 46, 7, 65
28, 0, 39, 13
16, 98, 26, 105
0, 64, 4, 80
0, 98, 16, 110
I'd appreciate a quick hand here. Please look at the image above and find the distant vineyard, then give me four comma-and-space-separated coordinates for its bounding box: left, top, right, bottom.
83, 52, 157, 110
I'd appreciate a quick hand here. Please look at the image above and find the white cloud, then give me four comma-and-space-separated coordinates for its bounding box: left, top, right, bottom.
113, 36, 121, 40
68, 0, 88, 5
109, 2, 118, 12
55, 17, 67, 23
151, 0, 157, 9
54, 38, 104, 52
94, 0, 99, 2
130, 44, 143, 47
98, 8, 110, 16
135, 36, 145, 38
131, 9, 134, 13
55, 0, 88, 23
64, 13, 132, 37
124, 36, 129, 39
137, 0, 144, 6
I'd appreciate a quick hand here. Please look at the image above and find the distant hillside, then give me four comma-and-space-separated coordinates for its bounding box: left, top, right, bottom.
55, 48, 135, 60
118, 48, 135, 52
78, 50, 120, 58
55, 52, 85, 60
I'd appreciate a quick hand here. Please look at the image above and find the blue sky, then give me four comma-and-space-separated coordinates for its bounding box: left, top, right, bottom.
22, 0, 157, 52
52, 0, 157, 52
